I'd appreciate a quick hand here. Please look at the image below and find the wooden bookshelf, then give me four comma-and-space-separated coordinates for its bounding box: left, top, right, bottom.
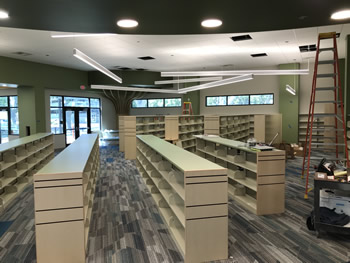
196, 135, 285, 215
0, 133, 54, 211
119, 115, 165, 159
254, 114, 282, 144
34, 134, 100, 263
177, 115, 204, 153
136, 135, 228, 262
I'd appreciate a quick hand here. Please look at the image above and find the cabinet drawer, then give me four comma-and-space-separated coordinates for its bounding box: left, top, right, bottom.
186, 182, 227, 206
34, 185, 83, 210
257, 160, 285, 176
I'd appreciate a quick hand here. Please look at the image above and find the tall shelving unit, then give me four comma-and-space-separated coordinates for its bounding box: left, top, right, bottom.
34, 134, 100, 263
136, 135, 228, 262
196, 135, 285, 215
119, 115, 165, 159
219, 115, 253, 141
299, 114, 325, 148
0, 133, 54, 211
177, 115, 204, 152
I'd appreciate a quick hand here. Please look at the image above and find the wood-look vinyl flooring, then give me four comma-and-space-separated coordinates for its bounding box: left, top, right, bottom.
0, 144, 348, 263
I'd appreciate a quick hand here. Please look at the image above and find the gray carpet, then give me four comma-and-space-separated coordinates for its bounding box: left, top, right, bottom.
0, 144, 348, 262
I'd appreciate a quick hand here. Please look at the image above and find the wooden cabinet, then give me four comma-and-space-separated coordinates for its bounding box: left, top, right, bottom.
0, 133, 54, 211
34, 134, 100, 263
196, 135, 285, 215
254, 114, 282, 144
136, 135, 228, 262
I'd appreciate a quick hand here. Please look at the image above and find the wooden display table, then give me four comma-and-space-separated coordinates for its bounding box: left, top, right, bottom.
136, 135, 228, 262
34, 134, 100, 263
196, 135, 285, 215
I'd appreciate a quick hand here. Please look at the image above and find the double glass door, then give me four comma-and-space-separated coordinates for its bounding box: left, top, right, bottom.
0, 109, 8, 143
65, 108, 90, 144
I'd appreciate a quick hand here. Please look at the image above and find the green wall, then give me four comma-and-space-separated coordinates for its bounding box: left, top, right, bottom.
0, 56, 89, 136
278, 63, 300, 143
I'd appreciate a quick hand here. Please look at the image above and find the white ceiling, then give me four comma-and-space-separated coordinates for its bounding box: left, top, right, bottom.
0, 23, 349, 72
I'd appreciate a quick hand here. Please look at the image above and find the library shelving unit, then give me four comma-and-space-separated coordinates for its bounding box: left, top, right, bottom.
177, 115, 204, 152
0, 132, 54, 211
254, 114, 282, 144
196, 135, 285, 215
299, 114, 325, 147
119, 115, 165, 159
34, 134, 100, 263
136, 135, 228, 262
219, 115, 253, 141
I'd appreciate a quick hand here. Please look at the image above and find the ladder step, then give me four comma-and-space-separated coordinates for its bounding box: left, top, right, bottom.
309, 157, 347, 161
318, 60, 336, 65
314, 100, 341, 104
312, 128, 344, 131
319, 47, 335, 52
315, 87, 339, 91
311, 143, 345, 146
317, 73, 337, 78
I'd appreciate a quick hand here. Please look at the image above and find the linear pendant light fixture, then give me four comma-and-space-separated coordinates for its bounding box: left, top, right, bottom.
286, 84, 296, 95
73, 49, 122, 83
161, 69, 309, 77
178, 74, 253, 94
91, 85, 180, 94
91, 75, 253, 94
52, 33, 115, 38
154, 76, 223, 85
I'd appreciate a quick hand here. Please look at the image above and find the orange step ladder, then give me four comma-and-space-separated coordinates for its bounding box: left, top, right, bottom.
301, 32, 349, 199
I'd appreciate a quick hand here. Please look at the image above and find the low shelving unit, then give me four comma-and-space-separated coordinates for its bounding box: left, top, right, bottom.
136, 135, 228, 262
196, 135, 285, 215
219, 115, 253, 141
0, 133, 54, 211
34, 134, 100, 263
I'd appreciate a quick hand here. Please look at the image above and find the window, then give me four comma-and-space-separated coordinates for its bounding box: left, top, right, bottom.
165, 98, 181, 107
64, 97, 89, 107
227, 95, 249, 106
205, 93, 274, 107
0, 96, 19, 143
206, 96, 227, 106
148, 99, 164, 108
132, 99, 147, 108
131, 98, 182, 108
250, 94, 274, 105
50, 96, 101, 134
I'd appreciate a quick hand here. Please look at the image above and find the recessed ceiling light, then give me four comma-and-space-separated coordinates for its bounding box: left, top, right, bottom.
117, 19, 138, 28
0, 10, 9, 19
201, 19, 222, 28
331, 10, 350, 20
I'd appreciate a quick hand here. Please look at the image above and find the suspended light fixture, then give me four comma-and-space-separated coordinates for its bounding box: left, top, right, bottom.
51, 33, 115, 38
178, 74, 253, 94
286, 84, 296, 95
154, 76, 223, 85
161, 69, 309, 77
73, 49, 122, 83
91, 85, 179, 94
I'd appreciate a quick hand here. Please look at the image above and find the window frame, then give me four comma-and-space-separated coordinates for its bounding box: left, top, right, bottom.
50, 95, 101, 135
205, 93, 274, 107
0, 96, 19, 136
131, 97, 182, 109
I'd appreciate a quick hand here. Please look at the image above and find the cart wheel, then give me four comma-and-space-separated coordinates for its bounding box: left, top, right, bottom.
316, 230, 321, 238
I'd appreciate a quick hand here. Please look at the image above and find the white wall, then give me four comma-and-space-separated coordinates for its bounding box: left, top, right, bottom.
45, 89, 117, 148
200, 67, 280, 115
130, 93, 183, 116
299, 61, 335, 114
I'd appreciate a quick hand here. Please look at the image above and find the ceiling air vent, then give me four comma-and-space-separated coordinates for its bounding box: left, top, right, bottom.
231, 34, 252, 42
138, 56, 155, 60
12, 51, 32, 56
251, 53, 267, 57
299, 44, 317, 53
